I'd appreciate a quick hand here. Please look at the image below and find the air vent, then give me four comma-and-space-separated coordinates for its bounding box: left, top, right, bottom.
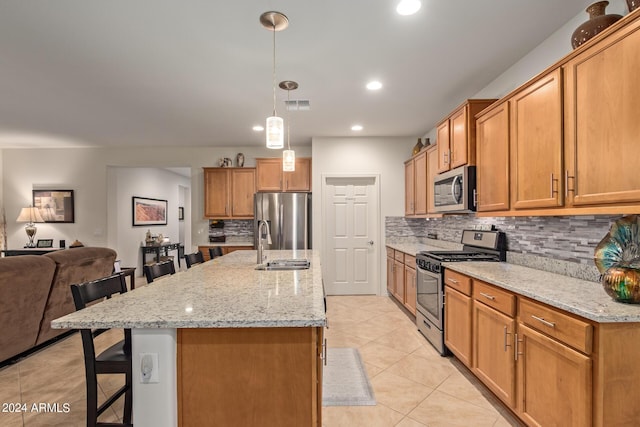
284, 100, 310, 111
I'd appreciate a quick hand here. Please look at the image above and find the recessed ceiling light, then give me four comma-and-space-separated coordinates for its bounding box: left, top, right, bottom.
396, 0, 421, 16
351, 125, 363, 131
253, 125, 264, 132
366, 81, 383, 91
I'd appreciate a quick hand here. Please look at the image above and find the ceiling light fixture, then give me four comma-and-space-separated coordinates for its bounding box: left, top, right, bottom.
366, 81, 383, 90
261, 11, 289, 149
396, 0, 421, 16
351, 125, 363, 131
253, 125, 264, 132
279, 80, 298, 172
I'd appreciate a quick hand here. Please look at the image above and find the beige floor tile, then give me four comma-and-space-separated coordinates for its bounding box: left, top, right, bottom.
395, 417, 428, 427
358, 341, 408, 370
408, 390, 501, 427
325, 330, 372, 349
369, 370, 434, 415
411, 341, 445, 361
363, 362, 384, 379
436, 369, 501, 413
322, 404, 404, 427
386, 353, 456, 389
0, 364, 21, 402
374, 327, 425, 354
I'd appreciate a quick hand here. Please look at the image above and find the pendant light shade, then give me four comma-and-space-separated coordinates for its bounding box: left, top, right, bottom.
283, 149, 295, 171
261, 11, 288, 150
266, 116, 284, 149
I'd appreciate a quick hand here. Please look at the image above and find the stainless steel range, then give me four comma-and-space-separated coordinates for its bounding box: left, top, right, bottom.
416, 229, 506, 355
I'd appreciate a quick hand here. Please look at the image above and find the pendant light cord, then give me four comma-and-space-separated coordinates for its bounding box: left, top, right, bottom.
272, 23, 277, 117
287, 87, 291, 149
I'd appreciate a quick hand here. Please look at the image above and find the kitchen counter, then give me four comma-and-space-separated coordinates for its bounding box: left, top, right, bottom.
52, 249, 325, 329
444, 261, 640, 323
385, 240, 462, 255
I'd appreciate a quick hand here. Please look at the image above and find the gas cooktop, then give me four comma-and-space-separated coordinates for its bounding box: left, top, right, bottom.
417, 250, 501, 262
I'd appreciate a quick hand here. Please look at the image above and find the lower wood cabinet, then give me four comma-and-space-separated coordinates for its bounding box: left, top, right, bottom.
443, 270, 640, 426
198, 245, 253, 261
178, 327, 323, 426
386, 247, 417, 315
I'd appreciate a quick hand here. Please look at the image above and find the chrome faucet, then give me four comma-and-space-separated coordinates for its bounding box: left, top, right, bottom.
256, 220, 272, 264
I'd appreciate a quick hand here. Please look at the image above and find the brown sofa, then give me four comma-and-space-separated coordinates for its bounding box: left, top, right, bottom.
0, 247, 116, 363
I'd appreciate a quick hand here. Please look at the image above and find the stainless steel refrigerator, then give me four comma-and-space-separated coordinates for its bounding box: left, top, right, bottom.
254, 192, 312, 250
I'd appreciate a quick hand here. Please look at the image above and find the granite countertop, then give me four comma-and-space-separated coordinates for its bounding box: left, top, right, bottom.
52, 250, 326, 329
385, 240, 462, 255
444, 262, 640, 323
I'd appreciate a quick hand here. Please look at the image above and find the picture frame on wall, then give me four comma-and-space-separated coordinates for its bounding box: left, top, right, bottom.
132, 196, 168, 226
178, 207, 184, 221
33, 190, 75, 223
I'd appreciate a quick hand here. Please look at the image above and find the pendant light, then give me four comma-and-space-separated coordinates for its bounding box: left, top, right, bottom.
260, 11, 288, 149
279, 80, 298, 172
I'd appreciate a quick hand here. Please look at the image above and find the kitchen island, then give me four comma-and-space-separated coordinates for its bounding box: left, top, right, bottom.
52, 249, 326, 427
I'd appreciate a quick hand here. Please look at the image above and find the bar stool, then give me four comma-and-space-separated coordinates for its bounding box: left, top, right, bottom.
70, 273, 133, 426
143, 259, 176, 283
208, 246, 223, 260
184, 251, 205, 268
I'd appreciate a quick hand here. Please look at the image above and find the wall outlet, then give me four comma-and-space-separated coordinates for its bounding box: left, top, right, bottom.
140, 353, 159, 383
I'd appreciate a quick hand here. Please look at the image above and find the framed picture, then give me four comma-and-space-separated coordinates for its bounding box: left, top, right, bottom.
36, 239, 54, 248
178, 207, 184, 221
33, 190, 75, 223
132, 196, 168, 226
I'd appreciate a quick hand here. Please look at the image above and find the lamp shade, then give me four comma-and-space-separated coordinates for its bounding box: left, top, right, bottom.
283, 149, 295, 172
266, 116, 284, 149
16, 206, 44, 223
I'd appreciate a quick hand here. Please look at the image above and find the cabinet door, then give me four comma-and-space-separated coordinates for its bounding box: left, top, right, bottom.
386, 255, 395, 296
564, 24, 640, 206
437, 120, 450, 172
414, 151, 428, 215
445, 286, 472, 367
404, 159, 415, 216
404, 265, 416, 315
231, 168, 256, 217
393, 259, 404, 302
517, 324, 591, 427
476, 101, 510, 212
204, 168, 230, 218
472, 301, 516, 407
426, 146, 439, 214
449, 106, 468, 169
284, 157, 311, 191
256, 158, 283, 191
510, 69, 564, 209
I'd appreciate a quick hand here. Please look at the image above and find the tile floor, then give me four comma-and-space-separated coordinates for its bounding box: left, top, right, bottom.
0, 295, 522, 426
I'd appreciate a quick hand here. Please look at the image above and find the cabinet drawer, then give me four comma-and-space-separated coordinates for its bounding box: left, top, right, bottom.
395, 250, 405, 262
386, 247, 395, 258
444, 269, 471, 296
519, 298, 593, 354
473, 280, 515, 317
404, 254, 416, 267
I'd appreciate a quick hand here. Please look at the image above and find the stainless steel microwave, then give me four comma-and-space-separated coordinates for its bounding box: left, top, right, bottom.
433, 165, 476, 213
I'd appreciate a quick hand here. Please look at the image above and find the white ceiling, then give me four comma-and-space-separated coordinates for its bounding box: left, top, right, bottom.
0, 0, 594, 149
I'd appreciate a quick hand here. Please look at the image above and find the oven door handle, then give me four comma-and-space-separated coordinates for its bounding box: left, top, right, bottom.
451, 175, 462, 203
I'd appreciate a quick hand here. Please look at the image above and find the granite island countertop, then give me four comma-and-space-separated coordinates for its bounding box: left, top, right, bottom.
52, 249, 326, 329
445, 261, 640, 323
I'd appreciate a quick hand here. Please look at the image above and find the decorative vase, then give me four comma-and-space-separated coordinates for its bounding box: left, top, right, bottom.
602, 266, 640, 303
236, 153, 245, 167
412, 138, 423, 156
571, 1, 622, 49
628, 0, 639, 12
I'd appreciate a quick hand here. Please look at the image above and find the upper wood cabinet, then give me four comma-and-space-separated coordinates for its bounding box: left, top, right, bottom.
404, 150, 427, 216
426, 145, 439, 214
563, 17, 640, 207
437, 99, 497, 173
476, 100, 510, 212
510, 69, 564, 210
256, 157, 311, 192
203, 167, 255, 219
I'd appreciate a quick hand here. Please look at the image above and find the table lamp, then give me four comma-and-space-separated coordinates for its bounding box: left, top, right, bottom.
16, 206, 44, 248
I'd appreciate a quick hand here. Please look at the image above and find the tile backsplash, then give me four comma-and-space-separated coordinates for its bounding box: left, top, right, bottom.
386, 215, 622, 282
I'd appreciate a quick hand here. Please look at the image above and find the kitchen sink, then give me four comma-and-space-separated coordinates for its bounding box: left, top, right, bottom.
255, 259, 310, 271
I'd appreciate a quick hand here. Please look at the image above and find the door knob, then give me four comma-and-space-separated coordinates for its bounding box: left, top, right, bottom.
368, 240, 374, 245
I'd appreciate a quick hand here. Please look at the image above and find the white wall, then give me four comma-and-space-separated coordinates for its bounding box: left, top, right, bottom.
2, 145, 311, 266
311, 136, 415, 294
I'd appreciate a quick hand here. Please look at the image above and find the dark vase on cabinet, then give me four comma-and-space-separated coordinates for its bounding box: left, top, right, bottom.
628, 0, 639, 12
571, 1, 622, 49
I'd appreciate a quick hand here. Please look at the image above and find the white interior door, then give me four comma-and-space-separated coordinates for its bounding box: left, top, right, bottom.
323, 176, 378, 295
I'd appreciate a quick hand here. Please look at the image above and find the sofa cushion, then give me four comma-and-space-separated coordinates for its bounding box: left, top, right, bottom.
0, 255, 56, 363
36, 247, 117, 345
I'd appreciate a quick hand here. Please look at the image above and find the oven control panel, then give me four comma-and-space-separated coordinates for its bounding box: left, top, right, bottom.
417, 258, 441, 274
